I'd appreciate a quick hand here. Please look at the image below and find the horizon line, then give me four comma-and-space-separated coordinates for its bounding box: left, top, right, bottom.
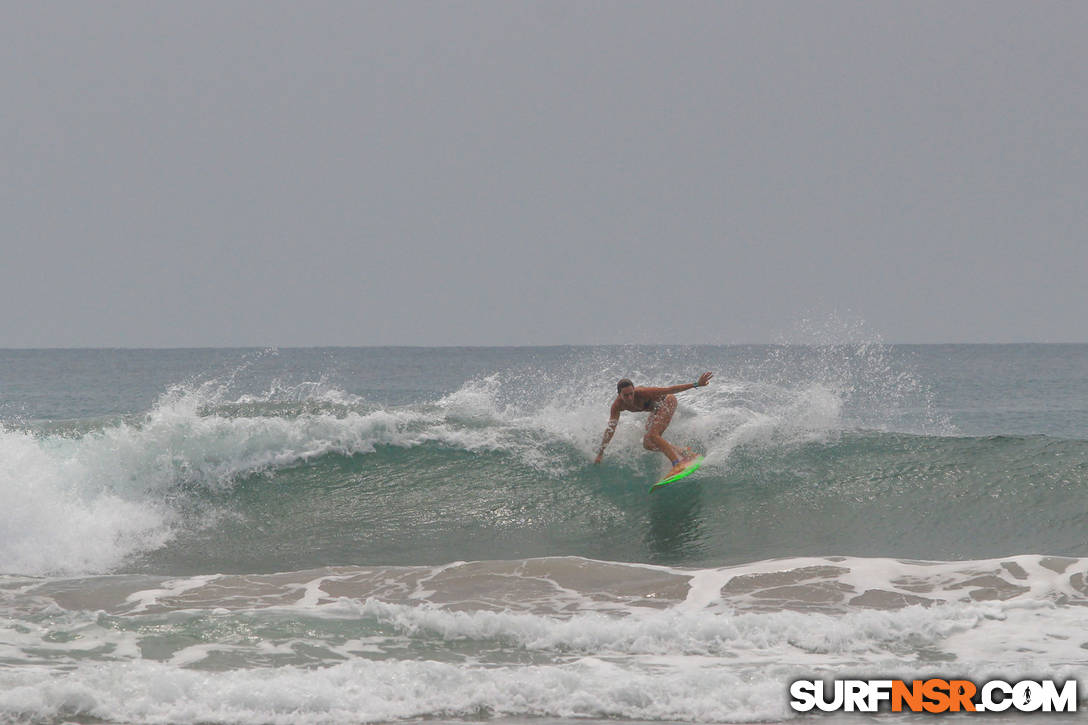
2, 341, 1087, 351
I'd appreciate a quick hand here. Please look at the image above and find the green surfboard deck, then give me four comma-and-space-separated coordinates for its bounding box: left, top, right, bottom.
649, 455, 704, 492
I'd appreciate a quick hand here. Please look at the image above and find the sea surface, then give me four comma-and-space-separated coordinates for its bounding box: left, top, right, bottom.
1, 344, 1086, 723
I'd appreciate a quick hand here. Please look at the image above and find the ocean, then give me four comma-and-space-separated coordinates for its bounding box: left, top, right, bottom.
1, 344, 1086, 723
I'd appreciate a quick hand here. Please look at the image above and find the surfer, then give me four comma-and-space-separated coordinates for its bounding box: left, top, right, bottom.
594, 372, 713, 470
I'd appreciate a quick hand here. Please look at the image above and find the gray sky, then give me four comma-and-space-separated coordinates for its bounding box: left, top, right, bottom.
2, 1, 1085, 347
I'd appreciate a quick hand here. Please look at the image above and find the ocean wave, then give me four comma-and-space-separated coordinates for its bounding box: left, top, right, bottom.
3, 357, 1086, 577
0, 364, 865, 576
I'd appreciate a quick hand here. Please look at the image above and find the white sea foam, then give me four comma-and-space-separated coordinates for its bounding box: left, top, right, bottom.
0, 656, 795, 724
326, 596, 990, 660
0, 427, 173, 576
4, 555, 1087, 723
3, 653, 1080, 725
2, 583, 1086, 723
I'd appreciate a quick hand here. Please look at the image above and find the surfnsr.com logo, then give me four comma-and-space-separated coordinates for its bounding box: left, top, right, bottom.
789, 679, 1078, 713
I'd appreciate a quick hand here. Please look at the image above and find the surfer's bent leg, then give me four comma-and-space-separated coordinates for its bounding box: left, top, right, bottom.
643, 395, 683, 465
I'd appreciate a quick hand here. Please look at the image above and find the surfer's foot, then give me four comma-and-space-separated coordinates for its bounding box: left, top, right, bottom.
667, 457, 696, 476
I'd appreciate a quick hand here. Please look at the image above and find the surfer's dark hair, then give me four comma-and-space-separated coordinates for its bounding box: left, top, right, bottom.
617, 378, 634, 392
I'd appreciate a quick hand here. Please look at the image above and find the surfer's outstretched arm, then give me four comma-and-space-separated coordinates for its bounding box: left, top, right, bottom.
639, 372, 714, 397
594, 403, 622, 463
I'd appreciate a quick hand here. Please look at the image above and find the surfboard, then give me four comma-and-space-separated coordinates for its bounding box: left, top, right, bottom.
649, 455, 704, 492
